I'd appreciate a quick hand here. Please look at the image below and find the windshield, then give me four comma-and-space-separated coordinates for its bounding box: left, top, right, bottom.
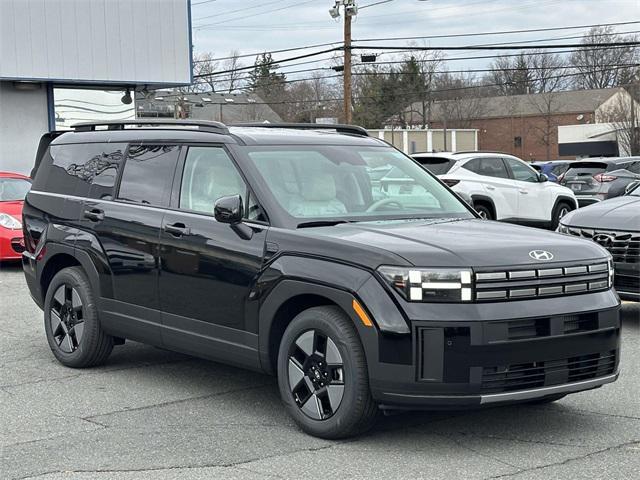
0, 178, 31, 201
244, 146, 472, 223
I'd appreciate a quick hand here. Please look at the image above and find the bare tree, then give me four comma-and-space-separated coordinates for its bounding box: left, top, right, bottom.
433, 72, 486, 150
527, 92, 563, 160
219, 50, 245, 93
489, 51, 567, 95
570, 26, 640, 89
599, 83, 640, 155
191, 52, 219, 93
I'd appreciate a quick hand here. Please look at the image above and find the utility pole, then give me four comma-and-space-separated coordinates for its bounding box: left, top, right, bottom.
330, 0, 358, 124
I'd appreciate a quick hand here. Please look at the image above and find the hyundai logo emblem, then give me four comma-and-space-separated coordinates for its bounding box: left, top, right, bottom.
593, 233, 614, 247
529, 250, 554, 261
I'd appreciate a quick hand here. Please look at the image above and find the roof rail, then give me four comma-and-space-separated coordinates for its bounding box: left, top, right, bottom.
231, 122, 369, 137
71, 119, 229, 135
451, 150, 510, 155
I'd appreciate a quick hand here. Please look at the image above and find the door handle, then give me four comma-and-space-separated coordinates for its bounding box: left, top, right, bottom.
519, 190, 528, 194
164, 222, 190, 236
83, 208, 104, 222
486, 185, 496, 191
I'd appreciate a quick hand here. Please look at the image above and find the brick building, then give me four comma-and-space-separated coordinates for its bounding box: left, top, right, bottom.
403, 88, 621, 161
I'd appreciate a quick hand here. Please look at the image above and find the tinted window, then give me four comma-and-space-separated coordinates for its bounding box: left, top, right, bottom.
414, 156, 456, 175
179, 147, 247, 215
33, 143, 126, 197
628, 161, 640, 174
462, 157, 509, 179
551, 163, 569, 175
118, 145, 180, 206
505, 158, 538, 182
0, 178, 31, 201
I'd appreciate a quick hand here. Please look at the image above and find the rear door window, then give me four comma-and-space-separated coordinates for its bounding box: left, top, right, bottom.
117, 145, 180, 207
462, 157, 510, 179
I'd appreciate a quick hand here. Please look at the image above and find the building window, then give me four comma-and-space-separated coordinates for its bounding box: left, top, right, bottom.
514, 136, 522, 148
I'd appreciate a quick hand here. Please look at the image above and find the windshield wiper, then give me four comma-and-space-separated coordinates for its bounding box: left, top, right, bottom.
297, 220, 350, 228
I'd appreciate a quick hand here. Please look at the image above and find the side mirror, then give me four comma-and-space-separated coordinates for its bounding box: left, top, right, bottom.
214, 195, 243, 224
625, 180, 640, 194
538, 173, 549, 183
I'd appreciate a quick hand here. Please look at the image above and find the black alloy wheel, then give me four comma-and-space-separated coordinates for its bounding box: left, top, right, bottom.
44, 267, 114, 367
277, 306, 378, 439
49, 284, 85, 353
287, 329, 345, 420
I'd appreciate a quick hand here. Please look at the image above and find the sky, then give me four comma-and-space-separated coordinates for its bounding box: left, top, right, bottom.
189, 0, 640, 77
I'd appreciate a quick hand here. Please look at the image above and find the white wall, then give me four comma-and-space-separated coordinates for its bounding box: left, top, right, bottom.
0, 0, 191, 87
0, 83, 49, 175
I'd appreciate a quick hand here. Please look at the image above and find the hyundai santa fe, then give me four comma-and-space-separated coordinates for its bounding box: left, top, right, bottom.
22, 121, 620, 439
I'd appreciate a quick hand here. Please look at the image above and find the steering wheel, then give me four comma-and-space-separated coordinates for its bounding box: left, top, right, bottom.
366, 198, 403, 212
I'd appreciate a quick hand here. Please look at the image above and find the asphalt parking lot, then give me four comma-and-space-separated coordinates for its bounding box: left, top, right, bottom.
1, 263, 638, 480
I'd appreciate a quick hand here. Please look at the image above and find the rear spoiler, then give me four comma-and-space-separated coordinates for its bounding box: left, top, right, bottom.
31, 131, 66, 179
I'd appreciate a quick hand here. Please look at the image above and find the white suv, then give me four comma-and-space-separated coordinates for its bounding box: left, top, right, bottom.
413, 152, 578, 229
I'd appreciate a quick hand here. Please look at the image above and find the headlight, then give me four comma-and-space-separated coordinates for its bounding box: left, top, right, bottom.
0, 213, 21, 230
557, 223, 570, 234
608, 258, 614, 288
378, 266, 473, 302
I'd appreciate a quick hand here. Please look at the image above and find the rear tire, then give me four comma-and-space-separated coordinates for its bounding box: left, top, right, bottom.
551, 202, 573, 230
277, 306, 378, 439
474, 203, 494, 220
44, 267, 113, 368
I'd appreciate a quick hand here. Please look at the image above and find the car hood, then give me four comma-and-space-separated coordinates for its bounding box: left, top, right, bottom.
562, 195, 640, 231
302, 218, 608, 267
0, 200, 24, 218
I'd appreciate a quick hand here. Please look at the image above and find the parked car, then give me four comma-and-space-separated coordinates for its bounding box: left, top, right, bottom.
559, 157, 640, 207
531, 160, 572, 182
412, 152, 577, 229
23, 121, 620, 439
558, 181, 639, 302
0, 171, 31, 260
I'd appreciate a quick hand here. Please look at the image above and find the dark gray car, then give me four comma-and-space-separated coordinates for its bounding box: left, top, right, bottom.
558, 183, 640, 301
560, 157, 640, 207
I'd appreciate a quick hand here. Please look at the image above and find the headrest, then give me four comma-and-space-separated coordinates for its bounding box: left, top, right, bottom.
301, 174, 336, 201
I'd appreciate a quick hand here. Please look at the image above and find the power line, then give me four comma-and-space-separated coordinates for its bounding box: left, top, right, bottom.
194, 0, 317, 29
193, 0, 282, 22
193, 20, 639, 64
156, 64, 639, 106
194, 41, 639, 79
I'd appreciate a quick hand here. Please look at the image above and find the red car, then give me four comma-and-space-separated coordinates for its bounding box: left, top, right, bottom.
0, 172, 31, 261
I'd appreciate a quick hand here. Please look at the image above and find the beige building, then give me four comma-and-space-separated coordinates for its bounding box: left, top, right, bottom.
367, 128, 478, 154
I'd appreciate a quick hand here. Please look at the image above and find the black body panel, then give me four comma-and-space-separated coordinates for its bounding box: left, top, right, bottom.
23, 124, 622, 411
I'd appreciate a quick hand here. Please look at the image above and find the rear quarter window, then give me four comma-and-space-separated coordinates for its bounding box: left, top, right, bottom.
32, 143, 126, 199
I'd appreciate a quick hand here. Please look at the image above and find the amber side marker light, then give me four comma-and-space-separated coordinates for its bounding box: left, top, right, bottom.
352, 299, 374, 327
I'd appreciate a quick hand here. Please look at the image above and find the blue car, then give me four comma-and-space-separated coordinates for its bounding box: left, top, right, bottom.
531, 160, 572, 183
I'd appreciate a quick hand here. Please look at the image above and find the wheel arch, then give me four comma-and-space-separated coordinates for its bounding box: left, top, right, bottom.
259, 281, 363, 375
39, 244, 103, 303
552, 195, 578, 212
470, 194, 497, 219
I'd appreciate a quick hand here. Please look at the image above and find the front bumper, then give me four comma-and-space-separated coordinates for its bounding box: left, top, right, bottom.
364, 291, 621, 409
615, 261, 639, 301
0, 229, 24, 260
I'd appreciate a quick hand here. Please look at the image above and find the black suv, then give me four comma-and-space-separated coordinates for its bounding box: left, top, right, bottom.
23, 121, 620, 439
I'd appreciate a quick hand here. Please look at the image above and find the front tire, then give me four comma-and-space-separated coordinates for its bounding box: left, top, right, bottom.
551, 202, 573, 230
44, 267, 114, 368
474, 203, 494, 220
277, 306, 378, 439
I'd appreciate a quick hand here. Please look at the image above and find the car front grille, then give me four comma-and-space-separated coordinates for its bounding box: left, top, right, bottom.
474, 261, 610, 301
565, 227, 640, 264
480, 349, 617, 394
